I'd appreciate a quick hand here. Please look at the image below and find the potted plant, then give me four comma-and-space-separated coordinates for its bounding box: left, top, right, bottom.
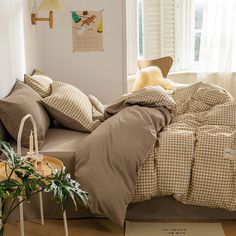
0, 140, 89, 236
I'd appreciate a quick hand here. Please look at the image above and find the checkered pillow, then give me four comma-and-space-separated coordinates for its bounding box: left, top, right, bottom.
32, 69, 46, 76
42, 81, 93, 132
24, 74, 52, 98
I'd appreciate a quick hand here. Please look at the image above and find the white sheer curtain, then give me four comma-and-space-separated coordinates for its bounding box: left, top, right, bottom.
198, 0, 236, 98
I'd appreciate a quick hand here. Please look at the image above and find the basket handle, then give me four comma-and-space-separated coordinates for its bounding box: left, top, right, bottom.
17, 114, 39, 156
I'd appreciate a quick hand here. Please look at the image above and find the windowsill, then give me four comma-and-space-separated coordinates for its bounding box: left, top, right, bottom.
169, 70, 198, 75
128, 71, 236, 80
128, 70, 198, 80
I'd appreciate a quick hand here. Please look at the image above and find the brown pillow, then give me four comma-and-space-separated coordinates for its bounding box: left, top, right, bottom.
42, 81, 93, 132
0, 81, 50, 149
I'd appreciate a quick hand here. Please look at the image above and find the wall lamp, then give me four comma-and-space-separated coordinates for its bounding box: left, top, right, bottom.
31, 0, 64, 29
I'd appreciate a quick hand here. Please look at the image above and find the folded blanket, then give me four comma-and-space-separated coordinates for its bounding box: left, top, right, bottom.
74, 86, 174, 225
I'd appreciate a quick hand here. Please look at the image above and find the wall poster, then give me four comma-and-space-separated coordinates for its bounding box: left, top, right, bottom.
71, 10, 104, 52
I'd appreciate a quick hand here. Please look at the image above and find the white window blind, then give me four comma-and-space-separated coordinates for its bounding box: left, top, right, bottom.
143, 0, 176, 60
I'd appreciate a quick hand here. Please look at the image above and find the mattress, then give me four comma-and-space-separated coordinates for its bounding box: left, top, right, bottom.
11, 127, 89, 178
9, 127, 92, 220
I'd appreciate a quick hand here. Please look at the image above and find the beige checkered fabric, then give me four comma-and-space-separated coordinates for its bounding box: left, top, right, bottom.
131, 145, 159, 202
33, 69, 46, 76
42, 81, 93, 132
24, 74, 52, 98
105, 86, 176, 118
131, 82, 236, 212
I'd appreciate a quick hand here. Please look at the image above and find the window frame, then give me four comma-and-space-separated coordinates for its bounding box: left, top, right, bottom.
126, 0, 138, 75
126, 0, 204, 75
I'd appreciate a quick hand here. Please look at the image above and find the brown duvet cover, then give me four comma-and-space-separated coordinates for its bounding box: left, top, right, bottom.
74, 87, 174, 225
75, 82, 236, 225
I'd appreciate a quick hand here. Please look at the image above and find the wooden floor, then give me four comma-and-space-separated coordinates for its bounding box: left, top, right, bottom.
4, 219, 236, 236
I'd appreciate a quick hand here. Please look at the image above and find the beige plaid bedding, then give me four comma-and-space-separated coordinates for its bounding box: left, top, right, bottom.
132, 82, 236, 212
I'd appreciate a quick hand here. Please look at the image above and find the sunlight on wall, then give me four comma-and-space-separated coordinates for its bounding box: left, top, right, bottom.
12, 0, 26, 79
0, 0, 26, 98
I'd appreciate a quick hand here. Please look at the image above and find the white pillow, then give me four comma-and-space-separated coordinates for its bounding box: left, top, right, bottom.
88, 95, 105, 114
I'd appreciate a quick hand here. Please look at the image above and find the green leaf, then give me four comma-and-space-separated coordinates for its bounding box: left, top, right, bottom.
14, 171, 23, 179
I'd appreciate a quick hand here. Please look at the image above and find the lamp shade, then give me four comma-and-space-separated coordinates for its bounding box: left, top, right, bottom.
38, 0, 64, 11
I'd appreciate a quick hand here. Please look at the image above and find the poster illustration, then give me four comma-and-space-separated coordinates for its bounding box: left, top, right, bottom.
71, 10, 103, 52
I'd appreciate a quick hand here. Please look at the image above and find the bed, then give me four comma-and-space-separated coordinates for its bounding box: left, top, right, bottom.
3, 124, 236, 223
1, 68, 236, 225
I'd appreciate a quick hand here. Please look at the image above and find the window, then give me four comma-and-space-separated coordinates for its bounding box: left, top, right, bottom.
137, 0, 144, 58
194, 0, 205, 62
127, 0, 206, 74
140, 0, 176, 62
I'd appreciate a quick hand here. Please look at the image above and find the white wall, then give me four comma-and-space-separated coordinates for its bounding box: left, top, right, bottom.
0, 0, 42, 98
0, 1, 17, 98
0, 0, 26, 98
37, 0, 127, 103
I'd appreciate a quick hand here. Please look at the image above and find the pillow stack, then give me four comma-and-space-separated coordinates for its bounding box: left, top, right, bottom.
0, 69, 102, 149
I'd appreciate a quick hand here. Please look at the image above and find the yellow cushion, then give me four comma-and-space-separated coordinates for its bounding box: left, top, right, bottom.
132, 66, 170, 92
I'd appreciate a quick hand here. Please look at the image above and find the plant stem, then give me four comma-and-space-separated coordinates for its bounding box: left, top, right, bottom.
0, 226, 5, 236
6, 166, 15, 181
4, 189, 42, 222
6, 198, 18, 220
0, 189, 43, 236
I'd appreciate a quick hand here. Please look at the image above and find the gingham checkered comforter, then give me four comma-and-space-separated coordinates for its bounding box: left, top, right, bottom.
132, 82, 236, 213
